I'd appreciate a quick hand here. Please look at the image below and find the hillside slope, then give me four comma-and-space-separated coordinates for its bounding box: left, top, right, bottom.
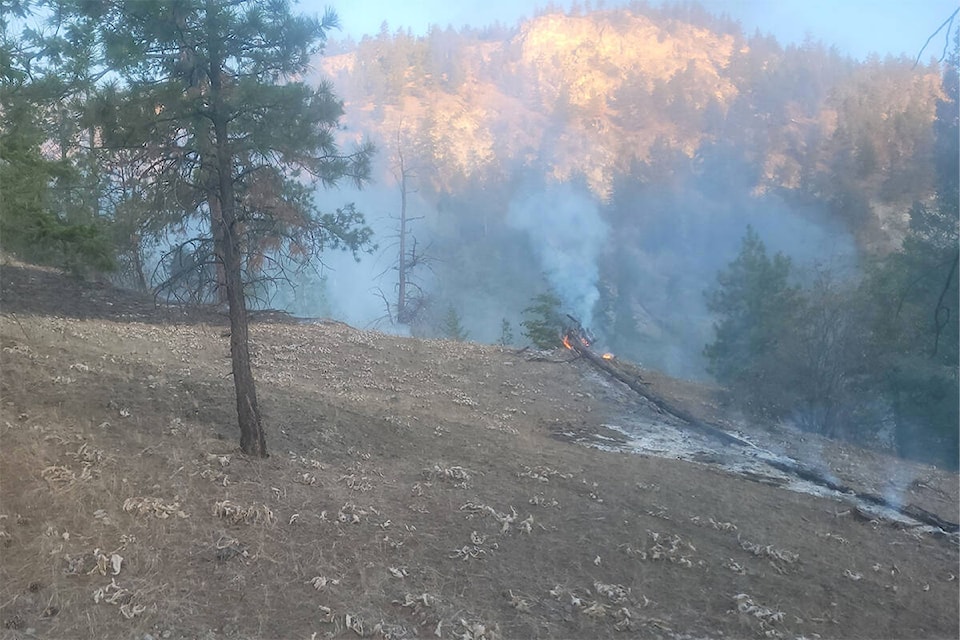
1, 262, 957, 639
321, 7, 944, 245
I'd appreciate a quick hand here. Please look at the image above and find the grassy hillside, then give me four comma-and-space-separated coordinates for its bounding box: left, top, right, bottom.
1, 261, 957, 639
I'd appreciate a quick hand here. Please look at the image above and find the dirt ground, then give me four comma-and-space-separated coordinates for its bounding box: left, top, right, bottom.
1, 259, 958, 640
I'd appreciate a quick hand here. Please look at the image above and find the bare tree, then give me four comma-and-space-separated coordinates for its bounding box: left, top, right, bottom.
377, 128, 432, 326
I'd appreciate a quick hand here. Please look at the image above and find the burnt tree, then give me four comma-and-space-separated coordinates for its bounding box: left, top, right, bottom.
378, 128, 431, 326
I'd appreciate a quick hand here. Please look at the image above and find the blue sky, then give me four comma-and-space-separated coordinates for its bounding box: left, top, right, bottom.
304, 0, 958, 62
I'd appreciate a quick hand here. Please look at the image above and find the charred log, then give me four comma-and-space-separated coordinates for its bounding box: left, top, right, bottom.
563, 330, 959, 534
765, 458, 959, 533
567, 336, 751, 448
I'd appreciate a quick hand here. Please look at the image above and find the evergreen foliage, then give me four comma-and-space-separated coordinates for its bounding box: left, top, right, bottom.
858, 51, 959, 466
521, 291, 564, 349
497, 318, 514, 346
441, 304, 468, 341
703, 46, 959, 468
704, 226, 800, 413
0, 12, 113, 274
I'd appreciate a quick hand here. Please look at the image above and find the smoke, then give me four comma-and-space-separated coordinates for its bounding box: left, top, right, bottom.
599, 154, 859, 379
254, 150, 858, 383
258, 235, 393, 328
506, 183, 609, 326
256, 139, 857, 381
266, 166, 438, 334
881, 460, 918, 511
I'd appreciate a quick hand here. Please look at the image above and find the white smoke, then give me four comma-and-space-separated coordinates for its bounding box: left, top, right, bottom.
506, 183, 609, 326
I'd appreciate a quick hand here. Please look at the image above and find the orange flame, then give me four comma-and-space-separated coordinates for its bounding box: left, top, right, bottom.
602, 353, 614, 360
562, 334, 573, 350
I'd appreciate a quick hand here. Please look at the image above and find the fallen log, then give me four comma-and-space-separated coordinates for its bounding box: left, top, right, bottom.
571, 341, 753, 448
898, 503, 960, 533
764, 458, 960, 533
567, 339, 960, 534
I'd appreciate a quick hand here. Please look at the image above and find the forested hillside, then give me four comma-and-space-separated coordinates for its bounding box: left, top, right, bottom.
2, 6, 958, 635
320, 5, 943, 243
312, 4, 957, 465
1, 1, 956, 466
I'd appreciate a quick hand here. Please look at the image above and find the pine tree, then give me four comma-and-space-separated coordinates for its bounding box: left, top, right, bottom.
0, 6, 113, 273
50, 0, 375, 456
521, 291, 564, 349
442, 304, 468, 341
860, 46, 959, 466
704, 226, 800, 413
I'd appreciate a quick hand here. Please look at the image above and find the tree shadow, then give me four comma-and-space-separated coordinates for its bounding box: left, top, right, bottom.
0, 261, 293, 326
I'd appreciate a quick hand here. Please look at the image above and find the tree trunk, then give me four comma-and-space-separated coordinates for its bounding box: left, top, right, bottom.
129, 234, 148, 292
206, 2, 267, 457
397, 153, 407, 323
210, 195, 267, 457
215, 261, 229, 306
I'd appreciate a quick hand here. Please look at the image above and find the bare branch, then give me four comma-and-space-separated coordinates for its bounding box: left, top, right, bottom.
914, 7, 959, 67
932, 249, 959, 356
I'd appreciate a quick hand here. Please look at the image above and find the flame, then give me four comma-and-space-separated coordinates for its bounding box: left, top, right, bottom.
580, 336, 590, 347
562, 334, 573, 350
602, 352, 614, 360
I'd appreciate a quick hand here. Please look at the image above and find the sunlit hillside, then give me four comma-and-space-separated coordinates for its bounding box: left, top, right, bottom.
319, 6, 945, 243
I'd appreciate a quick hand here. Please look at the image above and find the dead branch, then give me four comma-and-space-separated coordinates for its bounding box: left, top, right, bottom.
932, 249, 958, 356
764, 457, 959, 533
914, 7, 959, 67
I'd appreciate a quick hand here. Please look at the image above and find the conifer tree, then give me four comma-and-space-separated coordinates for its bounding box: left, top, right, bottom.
442, 304, 468, 341
521, 291, 564, 349
49, 0, 374, 456
0, 3, 113, 273
704, 226, 800, 412
860, 44, 959, 466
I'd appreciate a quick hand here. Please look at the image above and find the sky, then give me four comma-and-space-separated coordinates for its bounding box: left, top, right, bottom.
305, 0, 959, 62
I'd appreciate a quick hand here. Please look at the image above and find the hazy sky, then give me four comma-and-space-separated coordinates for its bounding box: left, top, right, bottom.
308, 0, 958, 62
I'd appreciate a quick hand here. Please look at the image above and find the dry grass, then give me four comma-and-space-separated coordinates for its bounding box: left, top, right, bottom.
1, 262, 958, 639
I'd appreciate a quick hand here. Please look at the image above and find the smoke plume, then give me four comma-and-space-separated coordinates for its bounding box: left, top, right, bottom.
506, 183, 609, 326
